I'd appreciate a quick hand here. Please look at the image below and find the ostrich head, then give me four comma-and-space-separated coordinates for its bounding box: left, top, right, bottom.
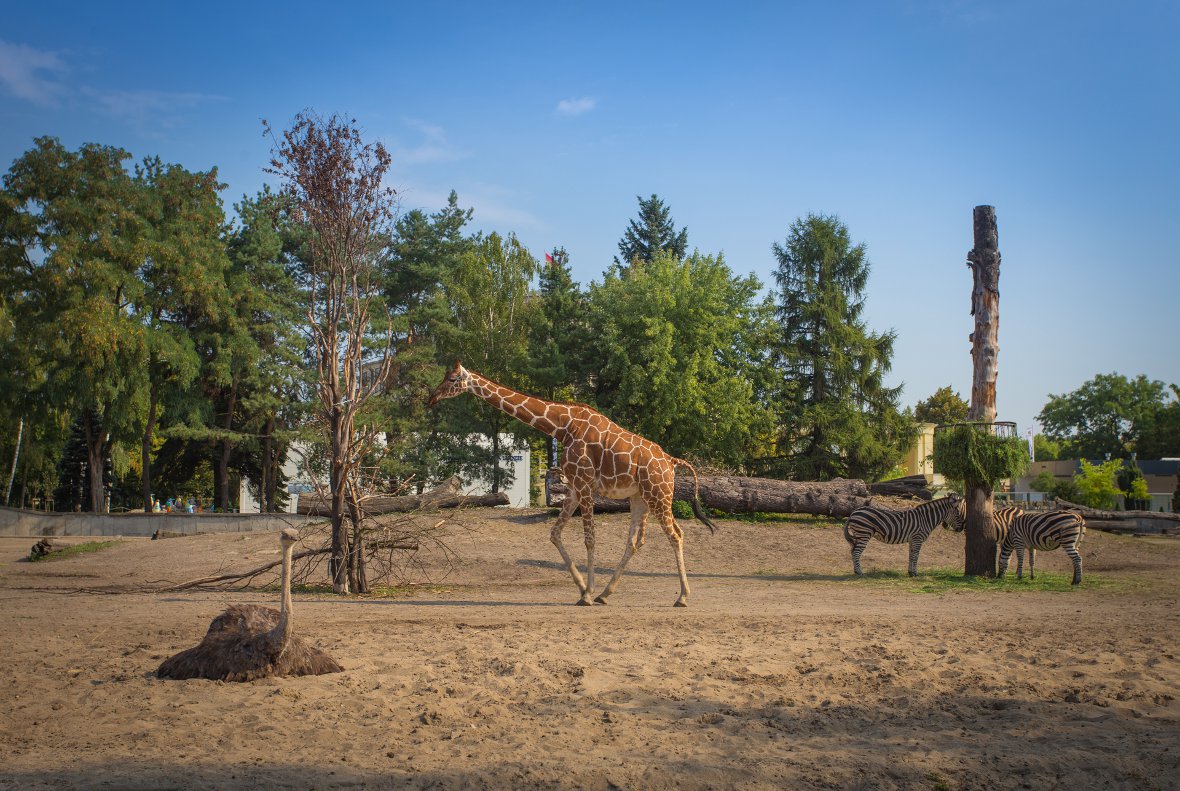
427, 360, 471, 407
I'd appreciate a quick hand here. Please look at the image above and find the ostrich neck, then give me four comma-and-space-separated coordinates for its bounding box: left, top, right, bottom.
270, 541, 294, 656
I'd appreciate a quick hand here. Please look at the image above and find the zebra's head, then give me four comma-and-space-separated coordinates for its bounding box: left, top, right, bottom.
942, 494, 966, 532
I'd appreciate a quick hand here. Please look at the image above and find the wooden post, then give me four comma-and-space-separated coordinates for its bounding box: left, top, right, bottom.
964, 205, 1001, 576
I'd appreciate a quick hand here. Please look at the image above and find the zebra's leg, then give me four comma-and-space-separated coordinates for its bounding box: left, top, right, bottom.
851, 538, 869, 576
1066, 543, 1083, 585
1028, 546, 1036, 580
998, 543, 1011, 578
907, 537, 924, 577
1015, 540, 1026, 580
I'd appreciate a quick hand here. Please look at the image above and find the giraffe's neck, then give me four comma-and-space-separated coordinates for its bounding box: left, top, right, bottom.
465, 373, 573, 441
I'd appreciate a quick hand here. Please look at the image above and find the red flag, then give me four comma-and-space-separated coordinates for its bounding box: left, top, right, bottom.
545, 252, 554, 264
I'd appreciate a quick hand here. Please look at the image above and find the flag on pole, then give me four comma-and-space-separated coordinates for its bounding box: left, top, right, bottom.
545, 252, 554, 264
1025, 427, 1035, 462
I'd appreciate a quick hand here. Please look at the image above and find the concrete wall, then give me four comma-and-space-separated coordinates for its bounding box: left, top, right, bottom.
0, 506, 325, 538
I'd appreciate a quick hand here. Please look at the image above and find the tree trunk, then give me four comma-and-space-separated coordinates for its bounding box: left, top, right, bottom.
490, 424, 502, 494
216, 373, 240, 512
298, 477, 510, 516
964, 205, 1001, 576
262, 415, 276, 513
328, 407, 351, 594
547, 473, 875, 518
141, 391, 158, 513
5, 415, 22, 506
346, 479, 369, 594
82, 410, 106, 513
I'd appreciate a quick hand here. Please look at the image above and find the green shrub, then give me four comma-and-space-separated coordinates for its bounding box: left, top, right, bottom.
933, 424, 1030, 487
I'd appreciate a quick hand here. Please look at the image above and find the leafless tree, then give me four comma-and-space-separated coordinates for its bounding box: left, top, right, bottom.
264, 111, 397, 593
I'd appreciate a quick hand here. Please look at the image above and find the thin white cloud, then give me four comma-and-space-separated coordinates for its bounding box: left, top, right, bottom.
556, 97, 597, 117
0, 40, 67, 106
82, 87, 227, 136
393, 118, 466, 165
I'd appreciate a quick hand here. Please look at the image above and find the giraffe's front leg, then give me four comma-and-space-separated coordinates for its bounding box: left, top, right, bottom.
550, 495, 588, 600
595, 496, 646, 605
579, 497, 596, 606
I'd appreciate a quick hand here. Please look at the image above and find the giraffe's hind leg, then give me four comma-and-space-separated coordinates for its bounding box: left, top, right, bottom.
652, 500, 690, 607
595, 496, 646, 605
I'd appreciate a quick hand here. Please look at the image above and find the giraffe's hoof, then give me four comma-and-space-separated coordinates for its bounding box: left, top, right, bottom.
575, 599, 593, 606
673, 600, 688, 608
593, 595, 608, 605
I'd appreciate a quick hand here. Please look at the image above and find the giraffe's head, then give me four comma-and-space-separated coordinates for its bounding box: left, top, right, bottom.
427, 360, 472, 407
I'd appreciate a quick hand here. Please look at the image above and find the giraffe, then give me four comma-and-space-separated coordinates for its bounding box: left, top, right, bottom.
428, 360, 717, 607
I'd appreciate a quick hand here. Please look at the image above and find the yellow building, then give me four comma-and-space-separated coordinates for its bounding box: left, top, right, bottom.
901, 422, 938, 480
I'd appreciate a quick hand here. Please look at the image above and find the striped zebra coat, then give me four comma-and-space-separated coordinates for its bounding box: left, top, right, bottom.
843, 495, 966, 577
997, 509, 1086, 585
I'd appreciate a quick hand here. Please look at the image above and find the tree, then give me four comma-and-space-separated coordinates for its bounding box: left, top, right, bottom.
224, 188, 304, 513
528, 247, 588, 467
1075, 459, 1122, 510
1029, 469, 1079, 502
134, 157, 230, 512
587, 250, 774, 469
1134, 384, 1180, 460
770, 213, 916, 481
266, 112, 398, 594
614, 194, 688, 270
379, 191, 473, 489
1037, 373, 1173, 459
1033, 434, 1061, 461
437, 231, 539, 492
913, 386, 969, 425
1, 138, 151, 512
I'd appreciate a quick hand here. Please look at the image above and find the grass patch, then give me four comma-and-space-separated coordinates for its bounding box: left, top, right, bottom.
28, 540, 120, 562
748, 566, 1120, 592
852, 567, 1116, 593
724, 512, 843, 528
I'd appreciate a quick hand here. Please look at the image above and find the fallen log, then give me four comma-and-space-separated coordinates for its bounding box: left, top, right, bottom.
546, 473, 875, 518
298, 477, 509, 516
867, 475, 932, 501
1053, 498, 1180, 523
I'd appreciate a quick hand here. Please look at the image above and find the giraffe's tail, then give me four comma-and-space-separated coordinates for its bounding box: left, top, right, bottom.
674, 459, 718, 535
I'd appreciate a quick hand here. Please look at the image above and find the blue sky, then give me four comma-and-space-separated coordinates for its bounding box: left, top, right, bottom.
2, 1, 1177, 444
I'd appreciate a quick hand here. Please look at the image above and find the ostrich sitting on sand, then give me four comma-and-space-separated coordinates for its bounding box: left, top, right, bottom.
157, 528, 342, 681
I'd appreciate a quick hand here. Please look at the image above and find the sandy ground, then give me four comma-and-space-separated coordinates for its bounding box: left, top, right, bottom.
1, 507, 1179, 791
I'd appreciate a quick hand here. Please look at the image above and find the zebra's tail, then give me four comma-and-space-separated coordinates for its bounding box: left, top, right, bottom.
673, 458, 717, 535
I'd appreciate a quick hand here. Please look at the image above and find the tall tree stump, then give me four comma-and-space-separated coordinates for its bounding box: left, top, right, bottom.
965, 206, 1001, 576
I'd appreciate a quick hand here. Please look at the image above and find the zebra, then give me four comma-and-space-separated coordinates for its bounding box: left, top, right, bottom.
843, 495, 966, 577
991, 505, 1024, 545
998, 509, 1087, 585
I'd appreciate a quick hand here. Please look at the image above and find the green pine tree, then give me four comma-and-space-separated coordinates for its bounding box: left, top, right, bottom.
614, 194, 688, 270
770, 213, 916, 481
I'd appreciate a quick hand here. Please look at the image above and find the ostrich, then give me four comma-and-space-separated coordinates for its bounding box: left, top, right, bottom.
157, 528, 343, 681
